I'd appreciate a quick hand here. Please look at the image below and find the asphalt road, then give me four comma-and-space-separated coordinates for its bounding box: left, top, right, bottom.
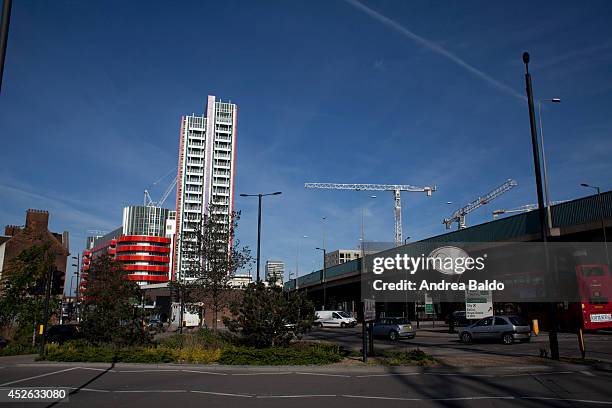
304, 324, 612, 365
0, 361, 611, 407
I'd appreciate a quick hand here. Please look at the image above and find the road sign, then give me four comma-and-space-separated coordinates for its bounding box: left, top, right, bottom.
364, 299, 376, 322
424, 293, 433, 314
465, 290, 493, 319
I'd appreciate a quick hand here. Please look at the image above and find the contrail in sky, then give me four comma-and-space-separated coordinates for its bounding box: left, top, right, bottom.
345, 0, 526, 101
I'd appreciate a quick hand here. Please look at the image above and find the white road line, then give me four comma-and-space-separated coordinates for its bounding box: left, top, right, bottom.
75, 367, 114, 372
232, 372, 293, 376
114, 390, 187, 393
0, 367, 79, 386
191, 390, 253, 398
355, 373, 420, 378
343, 394, 421, 401
257, 394, 338, 398
294, 372, 350, 377
522, 396, 612, 405
181, 370, 228, 376
581, 370, 596, 377
115, 369, 182, 373
65, 386, 111, 393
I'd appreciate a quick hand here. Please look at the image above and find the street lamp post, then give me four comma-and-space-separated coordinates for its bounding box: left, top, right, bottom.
523, 51, 559, 360
581, 184, 610, 266
538, 97, 562, 231
315, 247, 327, 309
295, 235, 308, 290
240, 192, 282, 282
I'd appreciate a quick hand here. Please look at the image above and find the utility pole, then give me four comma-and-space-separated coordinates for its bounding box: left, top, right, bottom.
523, 51, 559, 360
0, 0, 12, 94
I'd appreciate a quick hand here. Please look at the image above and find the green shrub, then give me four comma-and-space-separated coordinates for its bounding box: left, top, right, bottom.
378, 349, 435, 366
218, 343, 344, 365
0, 341, 37, 356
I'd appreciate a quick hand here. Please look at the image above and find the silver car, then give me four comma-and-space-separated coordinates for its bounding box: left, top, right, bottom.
373, 317, 416, 341
459, 315, 531, 345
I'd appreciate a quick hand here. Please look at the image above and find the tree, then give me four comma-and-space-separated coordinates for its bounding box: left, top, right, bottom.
0, 244, 61, 344
224, 280, 315, 347
178, 206, 252, 333
80, 255, 146, 345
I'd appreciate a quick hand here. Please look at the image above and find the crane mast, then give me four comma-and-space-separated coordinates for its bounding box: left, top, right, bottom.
304, 182, 436, 246
443, 179, 518, 229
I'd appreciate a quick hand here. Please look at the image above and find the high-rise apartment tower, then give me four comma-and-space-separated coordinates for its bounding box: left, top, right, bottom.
174, 95, 238, 281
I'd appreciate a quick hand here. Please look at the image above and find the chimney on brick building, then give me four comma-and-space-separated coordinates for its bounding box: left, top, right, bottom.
25, 209, 49, 232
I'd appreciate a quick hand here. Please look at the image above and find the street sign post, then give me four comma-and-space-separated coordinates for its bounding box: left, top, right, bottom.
465, 290, 493, 319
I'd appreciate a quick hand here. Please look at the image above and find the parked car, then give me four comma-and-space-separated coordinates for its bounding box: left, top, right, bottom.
448, 311, 474, 327
46, 324, 81, 344
373, 317, 416, 341
459, 315, 531, 345
0, 336, 8, 349
314, 310, 357, 328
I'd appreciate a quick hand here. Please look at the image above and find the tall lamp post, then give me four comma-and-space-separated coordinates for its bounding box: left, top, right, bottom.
523, 51, 559, 360
581, 184, 610, 266
538, 97, 562, 230
240, 191, 282, 282
315, 247, 327, 309
71, 254, 80, 322
295, 235, 308, 290
0, 0, 12, 94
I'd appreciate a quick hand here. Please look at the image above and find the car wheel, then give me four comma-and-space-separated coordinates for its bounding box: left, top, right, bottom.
388, 330, 399, 341
461, 332, 472, 343
502, 333, 514, 345
340, 322, 346, 328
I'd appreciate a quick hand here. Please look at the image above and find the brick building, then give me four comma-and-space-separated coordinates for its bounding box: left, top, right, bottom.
0, 209, 69, 294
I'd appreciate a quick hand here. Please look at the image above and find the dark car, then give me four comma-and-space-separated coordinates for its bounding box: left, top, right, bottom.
46, 324, 81, 344
448, 311, 475, 327
0, 336, 8, 349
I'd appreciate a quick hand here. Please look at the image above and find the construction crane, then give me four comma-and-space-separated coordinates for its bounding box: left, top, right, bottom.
492, 200, 568, 219
304, 183, 436, 246
144, 176, 178, 208
443, 179, 518, 229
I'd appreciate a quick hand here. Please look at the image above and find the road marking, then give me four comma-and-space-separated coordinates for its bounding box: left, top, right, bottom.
257, 394, 338, 398
232, 372, 293, 376
115, 390, 187, 393
0, 367, 79, 386
581, 370, 596, 377
115, 369, 182, 373
65, 387, 111, 393
355, 373, 420, 378
181, 370, 228, 376
191, 390, 252, 398
75, 367, 114, 372
343, 394, 421, 401
522, 396, 612, 405
295, 372, 350, 377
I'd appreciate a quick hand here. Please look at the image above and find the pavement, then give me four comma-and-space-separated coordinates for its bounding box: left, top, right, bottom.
0, 325, 610, 407
304, 323, 612, 368
0, 358, 612, 407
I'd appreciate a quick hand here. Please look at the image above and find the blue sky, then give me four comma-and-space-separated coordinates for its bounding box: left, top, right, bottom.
1, 0, 611, 292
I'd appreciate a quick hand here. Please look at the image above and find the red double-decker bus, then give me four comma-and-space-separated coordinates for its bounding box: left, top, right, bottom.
576, 264, 612, 330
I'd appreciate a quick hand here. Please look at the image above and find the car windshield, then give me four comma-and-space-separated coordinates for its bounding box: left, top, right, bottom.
339, 312, 351, 318
509, 316, 528, 326
394, 318, 411, 325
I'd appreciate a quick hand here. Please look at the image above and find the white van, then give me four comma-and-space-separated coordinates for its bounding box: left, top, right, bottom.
315, 310, 357, 328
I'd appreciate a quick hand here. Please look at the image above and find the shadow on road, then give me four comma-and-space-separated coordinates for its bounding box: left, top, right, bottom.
45, 360, 116, 408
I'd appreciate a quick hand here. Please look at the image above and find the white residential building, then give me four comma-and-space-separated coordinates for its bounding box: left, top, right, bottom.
174, 95, 238, 282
